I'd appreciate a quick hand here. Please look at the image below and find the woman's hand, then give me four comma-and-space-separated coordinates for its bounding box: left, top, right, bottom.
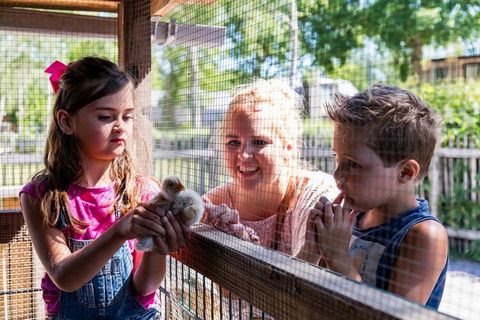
203, 199, 259, 243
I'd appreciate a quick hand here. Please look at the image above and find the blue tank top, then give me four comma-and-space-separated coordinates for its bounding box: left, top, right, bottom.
350, 199, 447, 309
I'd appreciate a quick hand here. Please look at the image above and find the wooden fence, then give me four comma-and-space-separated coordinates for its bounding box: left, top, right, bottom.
1, 146, 480, 239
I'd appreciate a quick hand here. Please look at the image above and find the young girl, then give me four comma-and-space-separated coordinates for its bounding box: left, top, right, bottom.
20, 57, 189, 319
204, 79, 339, 263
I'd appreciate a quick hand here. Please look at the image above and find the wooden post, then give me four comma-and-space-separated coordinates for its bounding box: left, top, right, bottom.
118, 0, 153, 175
428, 153, 440, 217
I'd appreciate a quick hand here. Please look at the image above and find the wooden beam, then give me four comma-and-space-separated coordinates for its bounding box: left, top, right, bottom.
0, 0, 118, 12
0, 8, 117, 37
118, 0, 153, 175
151, 0, 168, 16
153, 20, 225, 47
175, 225, 455, 320
152, 0, 215, 17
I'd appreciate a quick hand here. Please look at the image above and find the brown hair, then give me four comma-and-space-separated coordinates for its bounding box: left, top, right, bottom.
326, 84, 441, 180
34, 56, 139, 231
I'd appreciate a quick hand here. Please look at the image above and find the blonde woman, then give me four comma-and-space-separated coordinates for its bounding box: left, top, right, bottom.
204, 79, 339, 263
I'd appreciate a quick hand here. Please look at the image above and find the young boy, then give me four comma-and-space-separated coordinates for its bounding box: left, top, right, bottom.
307, 84, 448, 309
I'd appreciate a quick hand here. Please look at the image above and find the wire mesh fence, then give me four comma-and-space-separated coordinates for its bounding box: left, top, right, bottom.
1, 0, 480, 319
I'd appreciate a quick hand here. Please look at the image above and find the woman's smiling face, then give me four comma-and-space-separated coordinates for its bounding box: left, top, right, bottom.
223, 108, 292, 189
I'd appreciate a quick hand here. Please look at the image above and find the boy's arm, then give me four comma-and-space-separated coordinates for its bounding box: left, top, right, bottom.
388, 220, 448, 304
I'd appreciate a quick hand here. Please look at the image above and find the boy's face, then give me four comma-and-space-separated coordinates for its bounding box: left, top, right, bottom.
332, 126, 402, 212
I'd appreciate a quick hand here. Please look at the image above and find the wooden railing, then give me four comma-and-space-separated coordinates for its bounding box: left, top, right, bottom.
0, 210, 456, 320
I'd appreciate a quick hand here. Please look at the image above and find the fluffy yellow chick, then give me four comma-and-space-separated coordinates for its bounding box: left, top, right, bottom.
171, 189, 205, 226
135, 176, 204, 252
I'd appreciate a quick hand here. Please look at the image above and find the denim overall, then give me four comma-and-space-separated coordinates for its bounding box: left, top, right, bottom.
51, 238, 159, 320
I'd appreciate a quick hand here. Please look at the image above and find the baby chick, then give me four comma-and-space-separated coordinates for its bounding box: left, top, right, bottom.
171, 189, 205, 226
135, 176, 184, 252
135, 176, 204, 252
151, 176, 185, 208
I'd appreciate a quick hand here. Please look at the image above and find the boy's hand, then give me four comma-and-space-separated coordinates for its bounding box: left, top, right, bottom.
203, 199, 259, 243
311, 194, 355, 264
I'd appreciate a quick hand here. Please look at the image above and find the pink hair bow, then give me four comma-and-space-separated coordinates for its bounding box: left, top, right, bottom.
44, 60, 67, 94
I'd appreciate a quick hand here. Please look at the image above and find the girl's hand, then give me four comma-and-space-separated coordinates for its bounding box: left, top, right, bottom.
151, 210, 190, 255
203, 199, 259, 243
115, 203, 167, 241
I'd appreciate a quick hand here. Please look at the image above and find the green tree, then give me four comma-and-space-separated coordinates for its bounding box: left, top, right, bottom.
179, 0, 295, 80
361, 1, 480, 80
297, 0, 362, 73
414, 80, 480, 147
154, 46, 191, 127
156, 0, 299, 130
0, 34, 117, 136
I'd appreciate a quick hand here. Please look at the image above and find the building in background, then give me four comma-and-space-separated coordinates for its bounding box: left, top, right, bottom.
421, 55, 480, 82
303, 75, 358, 118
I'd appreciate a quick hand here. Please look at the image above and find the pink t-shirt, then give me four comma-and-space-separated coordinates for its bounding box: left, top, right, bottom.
20, 177, 161, 315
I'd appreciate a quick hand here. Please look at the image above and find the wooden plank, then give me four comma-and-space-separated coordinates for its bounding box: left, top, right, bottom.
0, 8, 117, 37
175, 225, 454, 320
447, 227, 480, 241
0, 150, 213, 165
153, 20, 226, 47
302, 148, 333, 158
0, 197, 19, 210
119, 0, 152, 175
151, 0, 168, 15
473, 158, 478, 202
0, 210, 44, 319
0, 154, 41, 165
428, 154, 440, 216
436, 148, 480, 158
152, 0, 215, 17
0, 0, 118, 12
4, 148, 479, 165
